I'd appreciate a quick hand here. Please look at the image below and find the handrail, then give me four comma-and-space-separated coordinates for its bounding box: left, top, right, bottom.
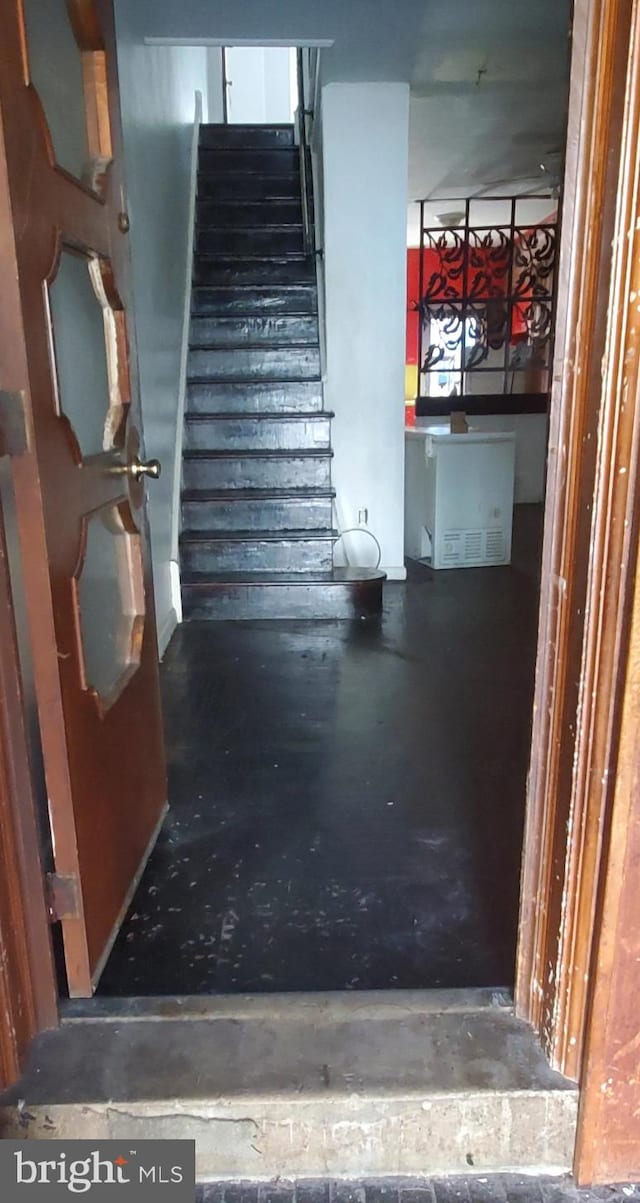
296, 48, 315, 257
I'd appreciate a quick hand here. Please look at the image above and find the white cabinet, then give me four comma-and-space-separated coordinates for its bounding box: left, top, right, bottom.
404, 426, 516, 568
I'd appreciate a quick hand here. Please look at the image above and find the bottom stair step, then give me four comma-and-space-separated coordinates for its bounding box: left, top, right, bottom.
181, 569, 385, 620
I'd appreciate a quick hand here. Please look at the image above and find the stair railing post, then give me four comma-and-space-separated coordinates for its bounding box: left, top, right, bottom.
296, 48, 314, 258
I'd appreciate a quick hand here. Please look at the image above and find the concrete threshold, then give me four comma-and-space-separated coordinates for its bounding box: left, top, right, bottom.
0, 990, 578, 1181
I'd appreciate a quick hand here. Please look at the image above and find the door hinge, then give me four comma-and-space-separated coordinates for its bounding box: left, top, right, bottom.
45, 873, 81, 923
0, 389, 28, 458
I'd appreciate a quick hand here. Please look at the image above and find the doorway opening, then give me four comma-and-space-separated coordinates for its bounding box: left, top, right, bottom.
0, 0, 574, 1014
88, 11, 570, 999
223, 46, 298, 125
6, 0, 640, 1181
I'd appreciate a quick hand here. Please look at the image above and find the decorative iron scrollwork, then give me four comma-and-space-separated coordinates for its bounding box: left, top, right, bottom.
416, 198, 558, 399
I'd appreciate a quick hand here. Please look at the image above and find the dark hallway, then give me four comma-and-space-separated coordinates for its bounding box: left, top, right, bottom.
97, 506, 542, 996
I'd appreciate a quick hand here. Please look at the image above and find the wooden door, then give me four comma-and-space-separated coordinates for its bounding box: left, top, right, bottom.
0, 0, 167, 997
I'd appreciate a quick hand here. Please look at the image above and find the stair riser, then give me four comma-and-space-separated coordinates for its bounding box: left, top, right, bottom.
190, 315, 319, 348
199, 125, 294, 150
198, 175, 301, 202
182, 496, 333, 533
183, 456, 332, 491
187, 381, 324, 415
188, 347, 320, 382
194, 259, 314, 287
181, 539, 333, 574
197, 228, 303, 257
185, 417, 331, 452
182, 580, 384, 621
198, 200, 303, 227
192, 286, 317, 318
199, 148, 299, 174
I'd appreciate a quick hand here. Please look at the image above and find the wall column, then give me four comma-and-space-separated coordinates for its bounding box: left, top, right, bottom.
322, 81, 409, 578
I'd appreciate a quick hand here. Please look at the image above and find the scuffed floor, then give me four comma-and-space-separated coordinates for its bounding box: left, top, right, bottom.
97, 506, 542, 996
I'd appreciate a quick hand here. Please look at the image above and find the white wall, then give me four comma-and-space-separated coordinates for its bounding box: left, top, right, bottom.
322, 82, 410, 579
114, 6, 208, 653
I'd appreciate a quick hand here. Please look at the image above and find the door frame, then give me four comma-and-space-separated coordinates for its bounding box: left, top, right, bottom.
516, 0, 633, 1072
1, 0, 640, 1184
515, 0, 639, 1075
515, 0, 640, 1181
0, 482, 57, 1084
0, 93, 58, 1082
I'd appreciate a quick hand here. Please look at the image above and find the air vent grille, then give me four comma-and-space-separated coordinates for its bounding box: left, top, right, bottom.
437, 527, 507, 567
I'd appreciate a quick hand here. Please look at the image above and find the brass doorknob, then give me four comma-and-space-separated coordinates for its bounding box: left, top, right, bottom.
130, 456, 161, 481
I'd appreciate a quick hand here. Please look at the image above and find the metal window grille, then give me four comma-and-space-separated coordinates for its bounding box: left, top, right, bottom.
415, 196, 558, 415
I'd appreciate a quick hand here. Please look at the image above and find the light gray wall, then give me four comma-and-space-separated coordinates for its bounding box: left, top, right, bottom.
322, 82, 410, 578
264, 48, 293, 121
123, 0, 425, 82
114, 6, 208, 652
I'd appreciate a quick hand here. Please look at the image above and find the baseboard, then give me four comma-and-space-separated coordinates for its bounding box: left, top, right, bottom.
382, 564, 408, 581
157, 607, 178, 659
170, 559, 183, 623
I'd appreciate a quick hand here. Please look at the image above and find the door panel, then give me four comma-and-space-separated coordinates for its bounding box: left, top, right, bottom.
0, 0, 167, 995
21, 0, 94, 182
47, 249, 115, 457
75, 502, 145, 708
226, 47, 295, 124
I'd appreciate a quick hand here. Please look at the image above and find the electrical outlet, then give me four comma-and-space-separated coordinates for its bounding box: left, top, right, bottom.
358, 508, 368, 525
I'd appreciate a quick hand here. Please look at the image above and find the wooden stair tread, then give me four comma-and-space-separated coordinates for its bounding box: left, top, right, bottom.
182, 448, 333, 459
180, 529, 337, 543
181, 487, 335, 500
181, 569, 386, 585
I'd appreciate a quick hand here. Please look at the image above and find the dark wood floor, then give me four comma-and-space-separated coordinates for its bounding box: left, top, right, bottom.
98, 506, 543, 996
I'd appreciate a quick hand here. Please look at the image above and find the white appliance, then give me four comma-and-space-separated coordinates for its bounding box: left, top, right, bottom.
404, 425, 516, 568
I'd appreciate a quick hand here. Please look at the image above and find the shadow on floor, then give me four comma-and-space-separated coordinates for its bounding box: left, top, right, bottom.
97, 505, 543, 996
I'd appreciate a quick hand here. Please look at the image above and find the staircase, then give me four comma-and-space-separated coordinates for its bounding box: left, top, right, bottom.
179, 123, 385, 620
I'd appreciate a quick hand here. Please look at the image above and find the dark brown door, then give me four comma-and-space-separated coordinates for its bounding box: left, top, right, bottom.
0, 0, 167, 996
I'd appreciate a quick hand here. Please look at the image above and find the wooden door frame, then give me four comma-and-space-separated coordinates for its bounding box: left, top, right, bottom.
0, 482, 58, 1084
515, 0, 633, 1072
514, 0, 640, 1180
1, 0, 640, 1183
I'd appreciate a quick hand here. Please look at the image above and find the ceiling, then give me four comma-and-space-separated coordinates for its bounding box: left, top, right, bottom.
407, 0, 572, 235
130, 0, 572, 236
